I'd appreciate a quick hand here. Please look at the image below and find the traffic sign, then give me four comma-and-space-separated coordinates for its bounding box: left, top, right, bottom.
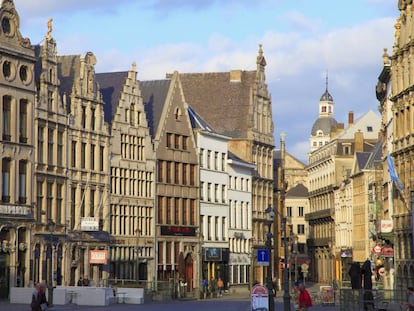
257, 249, 269, 266
372, 244, 382, 254
251, 284, 268, 311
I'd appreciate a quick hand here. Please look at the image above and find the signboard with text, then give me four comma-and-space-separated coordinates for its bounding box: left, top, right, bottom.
89, 250, 108, 264
81, 217, 99, 231
256, 249, 269, 266
160, 225, 196, 236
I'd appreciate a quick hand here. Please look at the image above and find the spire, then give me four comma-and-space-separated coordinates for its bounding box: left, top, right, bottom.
320, 70, 333, 102
325, 70, 329, 92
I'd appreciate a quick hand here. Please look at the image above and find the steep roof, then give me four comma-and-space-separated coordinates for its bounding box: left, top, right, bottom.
171, 71, 257, 138
286, 183, 308, 198
355, 152, 371, 171
335, 110, 381, 140
140, 79, 171, 138
57, 54, 80, 103
95, 71, 128, 125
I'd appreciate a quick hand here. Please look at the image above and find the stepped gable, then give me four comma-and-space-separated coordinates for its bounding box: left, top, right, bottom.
140, 79, 171, 138
95, 71, 128, 124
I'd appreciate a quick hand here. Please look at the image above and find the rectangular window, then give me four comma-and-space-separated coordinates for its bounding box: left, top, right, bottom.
215, 184, 219, 202
298, 206, 304, 217
207, 151, 211, 169
91, 108, 95, 131
90, 189, 95, 217
200, 182, 204, 200
182, 199, 188, 224
38, 127, 44, 164
190, 199, 195, 225
71, 187, 76, 229
81, 143, 86, 169
199, 148, 204, 167
36, 181, 43, 222
158, 161, 164, 183
57, 131, 63, 166
182, 164, 187, 185
166, 133, 173, 148
166, 242, 172, 264
71, 141, 76, 167
166, 162, 172, 183
190, 164, 195, 185
48, 128, 54, 165
297, 224, 305, 234
182, 136, 188, 150
18, 160, 26, 203
174, 198, 180, 224
47, 182, 53, 220
80, 188, 85, 217
81, 106, 86, 128
221, 153, 226, 171
19, 99, 28, 143
2, 158, 10, 202
2, 96, 11, 140
174, 134, 179, 149
207, 183, 212, 201
100, 146, 104, 171
222, 185, 226, 203
56, 184, 62, 225
91, 144, 95, 170
174, 162, 180, 184
287, 206, 292, 217
214, 152, 219, 170
166, 197, 172, 224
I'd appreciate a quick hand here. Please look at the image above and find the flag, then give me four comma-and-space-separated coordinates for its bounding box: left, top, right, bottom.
387, 152, 409, 211
387, 152, 404, 190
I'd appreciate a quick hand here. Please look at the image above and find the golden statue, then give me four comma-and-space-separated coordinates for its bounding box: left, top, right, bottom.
46, 18, 53, 39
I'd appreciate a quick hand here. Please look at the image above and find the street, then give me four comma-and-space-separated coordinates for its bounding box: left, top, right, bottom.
1, 295, 340, 311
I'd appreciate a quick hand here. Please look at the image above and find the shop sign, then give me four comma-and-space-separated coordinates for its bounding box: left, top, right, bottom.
81, 217, 99, 231
89, 250, 108, 264
380, 220, 393, 233
160, 226, 196, 236
205, 248, 222, 261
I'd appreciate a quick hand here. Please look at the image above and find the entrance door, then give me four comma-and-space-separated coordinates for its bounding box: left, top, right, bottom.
0, 253, 9, 299
185, 254, 193, 290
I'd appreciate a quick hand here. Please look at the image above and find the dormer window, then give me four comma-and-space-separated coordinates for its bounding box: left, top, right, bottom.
321, 106, 326, 113
367, 126, 373, 132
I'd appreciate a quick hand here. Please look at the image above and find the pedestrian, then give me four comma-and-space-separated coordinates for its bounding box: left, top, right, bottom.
77, 276, 83, 286
31, 281, 48, 311
217, 277, 224, 297
82, 275, 90, 286
407, 287, 414, 311
202, 278, 208, 299
209, 276, 216, 298
297, 281, 312, 311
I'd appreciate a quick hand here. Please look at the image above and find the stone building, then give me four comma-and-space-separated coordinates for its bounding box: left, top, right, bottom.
383, 1, 414, 291
141, 72, 200, 292
307, 109, 381, 283
174, 45, 275, 286
58, 52, 111, 286
33, 21, 68, 288
0, 0, 36, 297
96, 64, 156, 285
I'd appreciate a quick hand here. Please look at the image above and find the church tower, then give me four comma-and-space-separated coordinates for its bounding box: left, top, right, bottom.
309, 75, 337, 152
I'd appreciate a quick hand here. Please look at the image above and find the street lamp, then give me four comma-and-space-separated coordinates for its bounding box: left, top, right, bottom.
267, 205, 291, 311
265, 207, 275, 311
281, 216, 291, 311
47, 220, 56, 306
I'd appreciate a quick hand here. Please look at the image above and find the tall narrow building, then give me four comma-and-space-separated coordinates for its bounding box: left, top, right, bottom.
96, 63, 156, 285
57, 52, 111, 286
141, 72, 200, 293
0, 0, 36, 296
175, 45, 274, 285
33, 19, 69, 287
386, 1, 414, 291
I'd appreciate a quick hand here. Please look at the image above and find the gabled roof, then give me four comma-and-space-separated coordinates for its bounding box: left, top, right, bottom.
171, 71, 257, 138
95, 71, 128, 125
187, 105, 216, 133
140, 79, 171, 138
286, 183, 308, 198
355, 152, 371, 171
334, 110, 381, 140
364, 139, 382, 170
57, 54, 80, 100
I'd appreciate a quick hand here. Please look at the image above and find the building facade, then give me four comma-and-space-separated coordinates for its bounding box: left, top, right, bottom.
307, 109, 381, 283
96, 64, 156, 285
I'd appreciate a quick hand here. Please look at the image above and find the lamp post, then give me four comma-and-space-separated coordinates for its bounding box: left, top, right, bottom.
47, 220, 55, 306
281, 217, 291, 311
328, 240, 334, 286
265, 207, 275, 311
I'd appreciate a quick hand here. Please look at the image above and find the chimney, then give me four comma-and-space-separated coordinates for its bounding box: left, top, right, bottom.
230, 70, 242, 82
354, 130, 364, 152
348, 111, 354, 127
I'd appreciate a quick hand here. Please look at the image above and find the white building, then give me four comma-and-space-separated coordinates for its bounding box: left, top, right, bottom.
227, 151, 255, 292
188, 106, 231, 288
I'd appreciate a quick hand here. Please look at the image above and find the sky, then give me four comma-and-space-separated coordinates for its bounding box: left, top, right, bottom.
13, 0, 399, 163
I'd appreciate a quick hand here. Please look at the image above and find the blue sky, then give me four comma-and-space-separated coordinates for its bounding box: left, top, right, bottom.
14, 0, 398, 163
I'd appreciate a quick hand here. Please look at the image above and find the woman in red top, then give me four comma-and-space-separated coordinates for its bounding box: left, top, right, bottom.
297, 282, 312, 311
